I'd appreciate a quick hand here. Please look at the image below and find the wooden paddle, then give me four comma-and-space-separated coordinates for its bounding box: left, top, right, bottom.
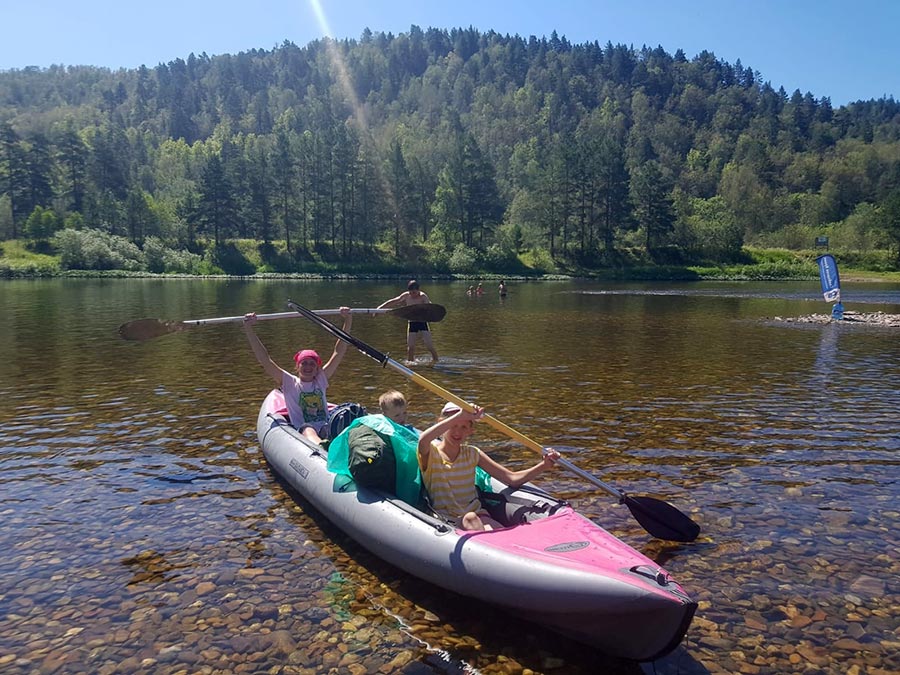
287, 299, 700, 543
119, 303, 446, 342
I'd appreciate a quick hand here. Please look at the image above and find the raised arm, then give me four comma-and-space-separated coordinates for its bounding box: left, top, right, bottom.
416, 407, 482, 470
242, 313, 286, 385
478, 447, 560, 488
321, 307, 352, 380
377, 292, 407, 309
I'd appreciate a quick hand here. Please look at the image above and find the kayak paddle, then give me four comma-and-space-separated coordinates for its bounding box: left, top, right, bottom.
287, 299, 700, 543
119, 303, 446, 342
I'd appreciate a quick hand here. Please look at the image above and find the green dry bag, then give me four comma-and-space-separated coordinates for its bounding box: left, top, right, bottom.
347, 424, 396, 492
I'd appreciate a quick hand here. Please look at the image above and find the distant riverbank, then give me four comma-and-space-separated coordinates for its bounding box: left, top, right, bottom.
2, 238, 898, 282
3, 267, 900, 283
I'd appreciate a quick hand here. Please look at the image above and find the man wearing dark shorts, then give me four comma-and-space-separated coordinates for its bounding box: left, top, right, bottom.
378, 280, 439, 363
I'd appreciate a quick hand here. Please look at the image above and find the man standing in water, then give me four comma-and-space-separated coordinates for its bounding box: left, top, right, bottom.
378, 279, 439, 364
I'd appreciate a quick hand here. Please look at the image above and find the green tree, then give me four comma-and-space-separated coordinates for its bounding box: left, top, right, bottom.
718, 161, 773, 239
0, 123, 29, 237
409, 155, 435, 243
880, 189, 900, 264
431, 126, 502, 251
272, 121, 298, 252
88, 124, 131, 202
296, 130, 317, 252
683, 195, 744, 260
195, 154, 238, 248
630, 160, 674, 251
332, 121, 360, 257
24, 134, 55, 217
593, 135, 630, 252
125, 188, 158, 244
353, 137, 380, 248
384, 140, 416, 256
465, 140, 503, 248
23, 205, 62, 242
246, 144, 274, 243
56, 123, 88, 214
533, 141, 565, 258
431, 121, 468, 248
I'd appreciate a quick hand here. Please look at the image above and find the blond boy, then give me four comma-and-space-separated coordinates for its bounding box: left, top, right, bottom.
379, 389, 409, 426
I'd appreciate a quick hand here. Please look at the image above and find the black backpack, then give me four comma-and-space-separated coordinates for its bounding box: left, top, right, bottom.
327, 402, 367, 439
347, 424, 396, 492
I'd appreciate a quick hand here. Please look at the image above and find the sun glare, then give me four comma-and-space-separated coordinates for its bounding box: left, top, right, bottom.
308, 0, 368, 133
306, 0, 401, 225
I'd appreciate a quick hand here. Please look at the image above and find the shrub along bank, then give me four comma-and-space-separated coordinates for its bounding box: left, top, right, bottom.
1, 230, 898, 281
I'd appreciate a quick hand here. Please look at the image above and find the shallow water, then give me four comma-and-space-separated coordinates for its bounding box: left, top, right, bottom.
1, 278, 898, 675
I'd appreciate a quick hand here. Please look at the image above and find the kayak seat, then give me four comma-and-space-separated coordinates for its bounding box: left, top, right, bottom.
416, 486, 567, 528
477, 488, 562, 527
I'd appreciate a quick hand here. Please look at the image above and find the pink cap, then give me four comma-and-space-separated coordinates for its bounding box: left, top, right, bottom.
294, 349, 322, 367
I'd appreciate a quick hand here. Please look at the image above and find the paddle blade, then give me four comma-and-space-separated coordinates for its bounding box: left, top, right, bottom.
624, 495, 700, 543
391, 303, 447, 323
118, 319, 185, 341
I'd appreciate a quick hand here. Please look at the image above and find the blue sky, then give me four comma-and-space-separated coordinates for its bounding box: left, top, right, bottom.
3, 0, 897, 106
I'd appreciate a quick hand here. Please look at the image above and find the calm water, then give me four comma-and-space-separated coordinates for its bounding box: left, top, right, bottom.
1, 278, 898, 675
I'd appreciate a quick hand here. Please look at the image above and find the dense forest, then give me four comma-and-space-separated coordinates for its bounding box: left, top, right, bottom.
1, 26, 900, 275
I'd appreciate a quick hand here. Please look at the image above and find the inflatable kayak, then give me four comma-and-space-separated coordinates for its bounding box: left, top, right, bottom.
257, 389, 696, 661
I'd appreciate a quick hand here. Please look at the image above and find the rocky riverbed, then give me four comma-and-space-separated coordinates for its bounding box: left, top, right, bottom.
772, 311, 900, 327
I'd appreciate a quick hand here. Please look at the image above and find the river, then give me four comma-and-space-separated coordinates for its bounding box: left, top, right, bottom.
1, 278, 898, 675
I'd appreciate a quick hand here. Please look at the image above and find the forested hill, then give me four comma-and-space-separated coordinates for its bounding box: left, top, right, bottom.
2, 26, 900, 274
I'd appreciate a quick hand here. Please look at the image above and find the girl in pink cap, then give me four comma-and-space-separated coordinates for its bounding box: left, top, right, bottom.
242, 307, 352, 444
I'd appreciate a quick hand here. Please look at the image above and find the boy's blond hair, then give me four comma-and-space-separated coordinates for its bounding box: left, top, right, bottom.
379, 389, 407, 413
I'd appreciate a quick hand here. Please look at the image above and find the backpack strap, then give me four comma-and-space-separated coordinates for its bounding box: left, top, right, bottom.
327, 401, 368, 438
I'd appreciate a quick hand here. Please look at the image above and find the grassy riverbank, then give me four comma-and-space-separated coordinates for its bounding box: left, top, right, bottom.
2, 238, 898, 282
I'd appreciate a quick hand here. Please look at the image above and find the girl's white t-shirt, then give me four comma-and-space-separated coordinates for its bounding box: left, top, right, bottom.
282, 370, 329, 433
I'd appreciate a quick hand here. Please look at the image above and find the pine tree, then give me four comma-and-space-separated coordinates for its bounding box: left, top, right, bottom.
630, 161, 674, 251
196, 154, 238, 248
56, 124, 88, 214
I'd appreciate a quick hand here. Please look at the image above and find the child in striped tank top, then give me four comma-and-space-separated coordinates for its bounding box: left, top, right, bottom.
417, 402, 560, 531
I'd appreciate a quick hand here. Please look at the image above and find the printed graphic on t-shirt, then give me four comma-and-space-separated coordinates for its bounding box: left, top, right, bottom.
299, 389, 326, 426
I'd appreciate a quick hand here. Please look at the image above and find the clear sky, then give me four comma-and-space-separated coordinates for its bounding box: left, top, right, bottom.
2, 0, 897, 107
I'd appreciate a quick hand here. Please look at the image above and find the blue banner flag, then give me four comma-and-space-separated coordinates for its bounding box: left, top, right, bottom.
816, 254, 841, 303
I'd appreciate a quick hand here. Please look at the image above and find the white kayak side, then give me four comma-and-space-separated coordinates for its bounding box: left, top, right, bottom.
257, 389, 695, 661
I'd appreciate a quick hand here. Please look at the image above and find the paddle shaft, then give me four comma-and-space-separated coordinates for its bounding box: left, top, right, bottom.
182, 308, 389, 327
121, 307, 405, 341
288, 299, 625, 497
398, 364, 626, 500
393, 357, 699, 541
119, 302, 446, 342
286, 299, 699, 541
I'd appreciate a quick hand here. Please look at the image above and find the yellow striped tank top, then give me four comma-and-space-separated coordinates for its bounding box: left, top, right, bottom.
422, 442, 482, 521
